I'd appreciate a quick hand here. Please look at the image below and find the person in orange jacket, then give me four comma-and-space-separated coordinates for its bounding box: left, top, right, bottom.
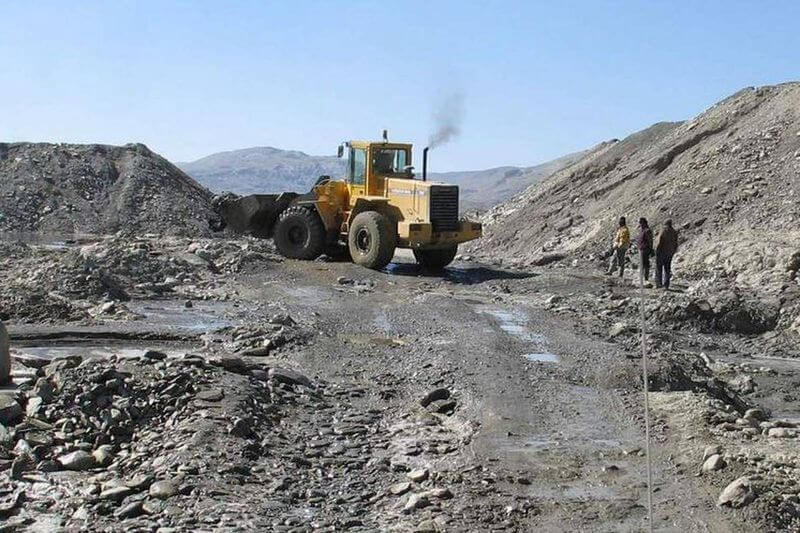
606, 216, 630, 278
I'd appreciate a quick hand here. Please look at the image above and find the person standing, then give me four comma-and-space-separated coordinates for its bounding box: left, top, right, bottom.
637, 217, 654, 282
607, 216, 630, 278
655, 219, 679, 289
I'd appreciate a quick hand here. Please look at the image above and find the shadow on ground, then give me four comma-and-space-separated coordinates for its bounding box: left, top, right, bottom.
384, 262, 536, 285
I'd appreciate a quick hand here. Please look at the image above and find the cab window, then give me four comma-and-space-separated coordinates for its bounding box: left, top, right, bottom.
350, 148, 366, 185
372, 148, 408, 175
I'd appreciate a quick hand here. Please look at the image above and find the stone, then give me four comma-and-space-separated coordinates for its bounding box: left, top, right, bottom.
767, 427, 796, 438
427, 399, 457, 414
608, 322, 628, 338
0, 321, 10, 385
702, 445, 722, 460
718, 476, 756, 508
269, 314, 295, 326
415, 520, 437, 533
58, 450, 96, 471
403, 493, 430, 513
702, 454, 726, 472
743, 408, 767, 422
0, 396, 22, 425
100, 486, 134, 501
428, 487, 453, 499
26, 397, 43, 417
93, 445, 114, 467
229, 417, 254, 438
149, 480, 178, 499
218, 356, 249, 375
407, 468, 429, 483
32, 378, 55, 403
143, 350, 167, 361
390, 482, 412, 496
420, 388, 450, 408
268, 367, 312, 388
115, 500, 144, 519
197, 388, 224, 402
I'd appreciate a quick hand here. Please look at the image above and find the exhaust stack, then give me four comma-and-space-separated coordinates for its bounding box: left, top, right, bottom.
422, 146, 429, 182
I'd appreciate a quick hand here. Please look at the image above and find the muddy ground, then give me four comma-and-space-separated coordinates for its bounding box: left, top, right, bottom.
1, 237, 799, 532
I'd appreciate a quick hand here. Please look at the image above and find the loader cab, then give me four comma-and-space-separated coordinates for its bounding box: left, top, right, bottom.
342, 141, 413, 199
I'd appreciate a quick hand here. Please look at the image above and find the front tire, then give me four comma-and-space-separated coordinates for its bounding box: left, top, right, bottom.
273, 206, 326, 260
348, 211, 396, 270
413, 246, 458, 270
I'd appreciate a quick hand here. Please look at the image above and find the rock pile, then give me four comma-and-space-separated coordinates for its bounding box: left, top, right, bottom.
0, 349, 529, 531
0, 235, 281, 323
0, 142, 217, 236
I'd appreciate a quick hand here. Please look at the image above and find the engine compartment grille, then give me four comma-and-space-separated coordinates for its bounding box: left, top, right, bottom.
429, 185, 459, 231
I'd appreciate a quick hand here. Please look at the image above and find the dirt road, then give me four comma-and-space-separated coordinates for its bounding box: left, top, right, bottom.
6, 244, 795, 531
230, 253, 748, 531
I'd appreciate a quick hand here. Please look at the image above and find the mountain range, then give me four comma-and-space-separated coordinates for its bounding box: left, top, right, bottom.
179, 147, 587, 210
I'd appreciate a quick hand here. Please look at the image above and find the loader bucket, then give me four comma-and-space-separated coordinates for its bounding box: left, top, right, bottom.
215, 193, 299, 237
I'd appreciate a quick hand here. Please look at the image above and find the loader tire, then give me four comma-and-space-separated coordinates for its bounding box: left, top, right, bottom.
273, 206, 326, 260
348, 211, 396, 270
413, 246, 458, 270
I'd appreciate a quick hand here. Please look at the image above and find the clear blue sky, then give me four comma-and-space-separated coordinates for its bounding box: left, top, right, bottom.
2, 1, 799, 171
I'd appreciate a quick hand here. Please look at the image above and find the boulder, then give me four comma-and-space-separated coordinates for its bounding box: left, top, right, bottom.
0, 396, 22, 425
420, 388, 450, 408
702, 454, 726, 472
149, 479, 178, 499
58, 450, 96, 471
268, 367, 312, 388
718, 476, 756, 508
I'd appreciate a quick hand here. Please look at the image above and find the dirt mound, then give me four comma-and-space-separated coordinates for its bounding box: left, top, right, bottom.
0, 142, 217, 236
471, 82, 800, 332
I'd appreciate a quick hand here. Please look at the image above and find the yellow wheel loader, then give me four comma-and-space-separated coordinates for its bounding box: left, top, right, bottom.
216, 135, 482, 270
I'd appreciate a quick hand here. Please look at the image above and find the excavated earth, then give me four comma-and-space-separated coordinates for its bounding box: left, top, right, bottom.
0, 143, 217, 236
1, 235, 798, 532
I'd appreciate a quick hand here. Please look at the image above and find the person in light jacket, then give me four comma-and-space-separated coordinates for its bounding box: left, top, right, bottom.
606, 216, 630, 278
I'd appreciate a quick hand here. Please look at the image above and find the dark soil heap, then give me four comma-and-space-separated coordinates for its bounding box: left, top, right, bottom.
0, 143, 216, 236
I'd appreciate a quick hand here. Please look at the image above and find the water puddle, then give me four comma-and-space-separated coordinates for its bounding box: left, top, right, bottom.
126, 300, 232, 332
476, 306, 558, 363
523, 352, 559, 363
13, 345, 182, 361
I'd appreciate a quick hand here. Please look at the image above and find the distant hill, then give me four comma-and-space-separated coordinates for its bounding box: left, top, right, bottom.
180, 146, 587, 210
178, 147, 346, 196
431, 151, 588, 210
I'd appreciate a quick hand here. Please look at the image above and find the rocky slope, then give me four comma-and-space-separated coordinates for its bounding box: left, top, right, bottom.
0, 143, 216, 236
469, 83, 800, 335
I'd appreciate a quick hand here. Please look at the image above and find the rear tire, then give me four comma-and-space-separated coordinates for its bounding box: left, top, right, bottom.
413, 246, 458, 270
273, 206, 326, 260
348, 211, 396, 270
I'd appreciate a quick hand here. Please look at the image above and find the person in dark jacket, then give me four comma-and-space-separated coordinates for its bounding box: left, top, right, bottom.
637, 217, 654, 282
655, 219, 679, 289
